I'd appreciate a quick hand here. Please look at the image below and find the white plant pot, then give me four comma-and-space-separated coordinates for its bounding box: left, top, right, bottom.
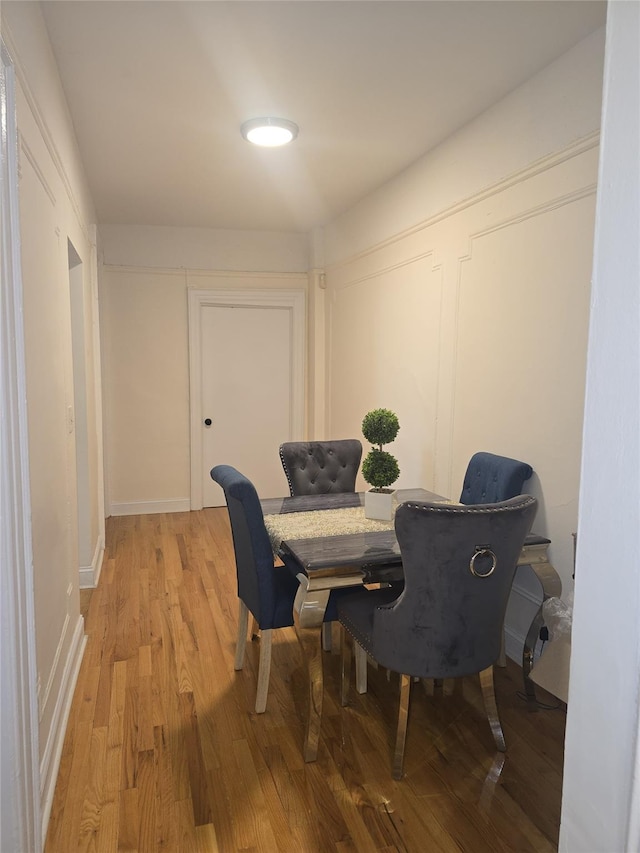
364, 488, 396, 521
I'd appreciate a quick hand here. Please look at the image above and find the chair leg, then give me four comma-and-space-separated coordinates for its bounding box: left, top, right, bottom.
393, 674, 411, 780
255, 628, 273, 714
235, 600, 249, 671
479, 666, 506, 751
354, 642, 368, 694
250, 615, 260, 641
340, 625, 351, 706
321, 621, 332, 652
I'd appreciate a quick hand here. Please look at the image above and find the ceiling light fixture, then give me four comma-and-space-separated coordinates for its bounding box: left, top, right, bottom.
241, 117, 299, 147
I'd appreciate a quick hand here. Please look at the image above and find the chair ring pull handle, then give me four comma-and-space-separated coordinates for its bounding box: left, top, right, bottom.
469, 548, 497, 578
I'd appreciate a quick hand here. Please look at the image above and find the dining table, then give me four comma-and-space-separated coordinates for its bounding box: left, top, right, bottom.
260, 488, 561, 762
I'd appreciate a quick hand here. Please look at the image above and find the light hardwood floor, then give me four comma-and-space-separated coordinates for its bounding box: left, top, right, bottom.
46, 509, 566, 852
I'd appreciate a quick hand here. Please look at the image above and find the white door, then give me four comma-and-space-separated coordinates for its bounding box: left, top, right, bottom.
200, 302, 295, 506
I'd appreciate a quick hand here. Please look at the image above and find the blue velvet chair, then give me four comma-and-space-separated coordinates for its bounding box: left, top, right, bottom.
459, 452, 533, 505
279, 439, 362, 497
210, 464, 340, 714
338, 495, 537, 779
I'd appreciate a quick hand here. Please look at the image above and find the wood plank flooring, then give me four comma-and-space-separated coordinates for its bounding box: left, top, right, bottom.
46, 509, 566, 852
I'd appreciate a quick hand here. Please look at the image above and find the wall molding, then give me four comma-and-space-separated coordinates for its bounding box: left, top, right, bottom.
326, 130, 600, 273
88, 231, 107, 589
1, 21, 91, 243
78, 535, 105, 589
39, 613, 69, 723
18, 132, 57, 206
0, 40, 41, 853
186, 268, 307, 283
102, 264, 187, 278
39, 615, 86, 847
110, 498, 191, 517
333, 249, 439, 291
101, 264, 308, 282
463, 184, 598, 252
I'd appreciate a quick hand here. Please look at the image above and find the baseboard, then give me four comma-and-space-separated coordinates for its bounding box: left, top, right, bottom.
78, 535, 105, 589
109, 497, 191, 516
40, 614, 86, 845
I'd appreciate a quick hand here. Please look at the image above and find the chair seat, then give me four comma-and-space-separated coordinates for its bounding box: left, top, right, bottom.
269, 560, 301, 629
258, 556, 343, 628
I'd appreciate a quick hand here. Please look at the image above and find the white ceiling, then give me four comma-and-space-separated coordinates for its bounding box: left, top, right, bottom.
40, 0, 606, 233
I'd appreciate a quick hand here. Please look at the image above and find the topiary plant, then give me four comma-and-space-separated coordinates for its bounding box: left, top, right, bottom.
361, 408, 400, 492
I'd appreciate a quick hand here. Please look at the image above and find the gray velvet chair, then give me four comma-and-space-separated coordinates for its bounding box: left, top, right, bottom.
337, 494, 537, 779
279, 439, 362, 497
210, 464, 341, 714
459, 452, 533, 505
278, 439, 363, 656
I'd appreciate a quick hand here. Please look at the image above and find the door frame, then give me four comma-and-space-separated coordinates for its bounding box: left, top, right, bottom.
1, 38, 42, 853
188, 287, 306, 509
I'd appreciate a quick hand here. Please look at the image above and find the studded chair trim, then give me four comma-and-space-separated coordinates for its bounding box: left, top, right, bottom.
337, 495, 538, 679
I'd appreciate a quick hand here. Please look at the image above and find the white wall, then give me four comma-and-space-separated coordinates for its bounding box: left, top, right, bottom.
100, 223, 309, 272
1, 2, 103, 838
324, 30, 605, 263
560, 2, 640, 849
322, 30, 605, 658
98, 226, 310, 514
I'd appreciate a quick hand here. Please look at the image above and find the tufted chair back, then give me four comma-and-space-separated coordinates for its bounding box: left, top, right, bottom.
279, 439, 362, 496
459, 452, 533, 505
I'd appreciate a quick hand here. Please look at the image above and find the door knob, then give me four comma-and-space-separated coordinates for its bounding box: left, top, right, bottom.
204, 418, 212, 426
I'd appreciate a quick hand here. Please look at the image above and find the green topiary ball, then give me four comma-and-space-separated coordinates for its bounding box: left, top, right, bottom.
362, 408, 400, 448
361, 449, 400, 491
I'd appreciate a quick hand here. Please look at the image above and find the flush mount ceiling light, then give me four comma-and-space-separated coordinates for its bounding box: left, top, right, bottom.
241, 117, 299, 147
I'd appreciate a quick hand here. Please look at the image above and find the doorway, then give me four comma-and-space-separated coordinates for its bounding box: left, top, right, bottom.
188, 288, 305, 508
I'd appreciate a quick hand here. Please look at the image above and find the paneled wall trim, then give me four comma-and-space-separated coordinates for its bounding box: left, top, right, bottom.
327, 131, 599, 275
326, 130, 599, 659
101, 265, 309, 283
3, 19, 94, 239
